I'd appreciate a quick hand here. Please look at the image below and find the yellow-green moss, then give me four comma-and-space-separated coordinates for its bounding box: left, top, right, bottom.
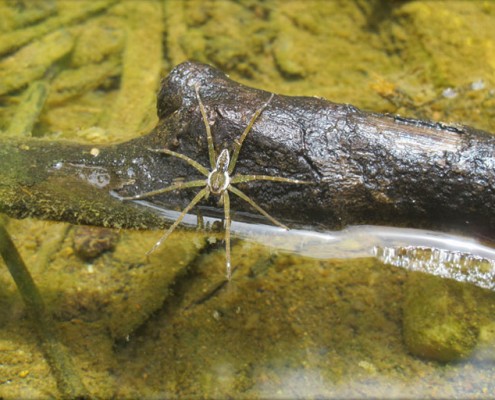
403, 273, 480, 362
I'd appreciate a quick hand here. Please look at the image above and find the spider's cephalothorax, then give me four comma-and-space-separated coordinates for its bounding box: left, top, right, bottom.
122, 85, 310, 280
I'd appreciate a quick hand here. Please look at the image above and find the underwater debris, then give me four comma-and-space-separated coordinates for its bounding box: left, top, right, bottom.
0, 219, 89, 397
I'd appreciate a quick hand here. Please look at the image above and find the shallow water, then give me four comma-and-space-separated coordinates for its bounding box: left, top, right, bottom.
139, 200, 495, 290
1, 1, 495, 398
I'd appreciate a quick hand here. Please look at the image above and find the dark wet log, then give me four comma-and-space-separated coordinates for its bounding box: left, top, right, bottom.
1, 61, 495, 238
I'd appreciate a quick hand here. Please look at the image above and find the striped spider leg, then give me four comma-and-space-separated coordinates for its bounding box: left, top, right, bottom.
123, 85, 310, 280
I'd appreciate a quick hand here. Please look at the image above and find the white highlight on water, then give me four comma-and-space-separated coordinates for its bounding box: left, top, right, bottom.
120, 197, 495, 290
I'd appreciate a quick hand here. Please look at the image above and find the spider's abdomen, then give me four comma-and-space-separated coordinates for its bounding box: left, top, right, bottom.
216, 149, 230, 172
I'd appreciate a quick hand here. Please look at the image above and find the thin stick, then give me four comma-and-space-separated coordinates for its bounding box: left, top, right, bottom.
0, 220, 89, 398
228, 185, 289, 230
147, 187, 209, 254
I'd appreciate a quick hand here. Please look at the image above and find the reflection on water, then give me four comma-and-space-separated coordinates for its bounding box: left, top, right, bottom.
137, 199, 495, 291
375, 246, 495, 291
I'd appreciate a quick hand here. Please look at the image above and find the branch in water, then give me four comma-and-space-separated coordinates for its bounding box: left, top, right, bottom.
0, 62, 494, 240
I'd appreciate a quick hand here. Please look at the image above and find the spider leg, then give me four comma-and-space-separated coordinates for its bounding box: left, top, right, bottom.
147, 187, 209, 255
223, 190, 232, 281
228, 185, 289, 230
231, 174, 312, 185
147, 147, 209, 176
121, 179, 205, 200
195, 85, 217, 170
228, 93, 274, 175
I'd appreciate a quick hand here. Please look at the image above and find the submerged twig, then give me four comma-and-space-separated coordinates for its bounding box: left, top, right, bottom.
8, 80, 49, 136
102, 1, 163, 137
0, 218, 89, 398
0, 0, 117, 57
0, 29, 74, 96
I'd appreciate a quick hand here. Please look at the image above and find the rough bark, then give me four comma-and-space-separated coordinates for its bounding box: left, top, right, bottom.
1, 61, 494, 238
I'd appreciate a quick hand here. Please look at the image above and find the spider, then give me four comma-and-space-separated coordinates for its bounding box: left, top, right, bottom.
123, 85, 310, 280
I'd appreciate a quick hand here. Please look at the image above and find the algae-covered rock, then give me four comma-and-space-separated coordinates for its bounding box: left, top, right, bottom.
403, 272, 479, 362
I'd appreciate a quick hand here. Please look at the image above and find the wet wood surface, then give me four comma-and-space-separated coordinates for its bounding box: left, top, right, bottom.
1, 61, 494, 238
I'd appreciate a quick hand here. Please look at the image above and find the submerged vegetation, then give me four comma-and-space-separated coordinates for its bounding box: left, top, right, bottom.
1, 1, 495, 398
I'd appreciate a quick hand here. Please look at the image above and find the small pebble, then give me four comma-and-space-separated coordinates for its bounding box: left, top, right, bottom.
72, 226, 119, 260
442, 87, 457, 99
470, 79, 485, 91
18, 370, 30, 378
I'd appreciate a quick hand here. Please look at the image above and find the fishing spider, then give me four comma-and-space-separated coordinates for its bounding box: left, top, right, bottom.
123, 85, 309, 280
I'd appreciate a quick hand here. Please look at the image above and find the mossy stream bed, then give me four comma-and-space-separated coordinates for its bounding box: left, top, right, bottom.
1, 1, 495, 398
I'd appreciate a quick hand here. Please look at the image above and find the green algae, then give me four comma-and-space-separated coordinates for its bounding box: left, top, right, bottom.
0, 0, 116, 56
1, 0, 495, 398
8, 80, 49, 136
0, 29, 74, 96
102, 1, 163, 138
403, 273, 480, 362
160, 0, 495, 133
